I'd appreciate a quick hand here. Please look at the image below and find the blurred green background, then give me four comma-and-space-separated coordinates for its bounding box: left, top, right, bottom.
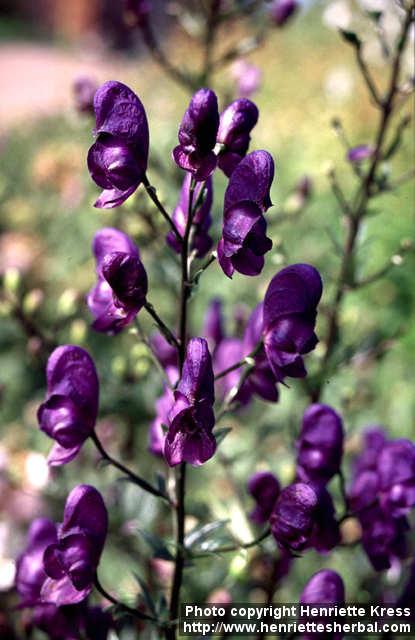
0, 0, 414, 635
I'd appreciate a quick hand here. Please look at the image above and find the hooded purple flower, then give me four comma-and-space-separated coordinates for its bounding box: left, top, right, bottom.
149, 385, 174, 457
217, 99, 259, 177
347, 144, 374, 163
15, 518, 58, 606
73, 76, 98, 115
150, 332, 179, 384
270, 0, 298, 27
37, 346, 99, 466
173, 88, 219, 181
203, 298, 225, 353
41, 485, 108, 606
353, 426, 387, 475
231, 60, 262, 99
377, 440, 415, 517
218, 150, 274, 278
164, 338, 216, 466
248, 471, 280, 524
300, 570, 345, 639
166, 174, 213, 257
309, 486, 340, 554
87, 81, 149, 208
270, 482, 318, 553
262, 264, 323, 382
242, 303, 280, 402
87, 227, 147, 334
296, 404, 344, 485
359, 505, 409, 571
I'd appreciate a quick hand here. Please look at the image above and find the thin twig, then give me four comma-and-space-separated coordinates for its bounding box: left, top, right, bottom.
144, 301, 180, 351
143, 173, 181, 240
191, 527, 271, 558
94, 574, 156, 622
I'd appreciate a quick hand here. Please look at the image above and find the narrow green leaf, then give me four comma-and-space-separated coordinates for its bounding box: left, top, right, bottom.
184, 519, 230, 548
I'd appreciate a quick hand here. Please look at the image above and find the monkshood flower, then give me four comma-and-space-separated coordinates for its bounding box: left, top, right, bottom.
37, 346, 99, 466
166, 174, 213, 257
353, 426, 387, 475
41, 485, 108, 605
231, 60, 262, 99
247, 471, 280, 524
87, 227, 147, 334
217, 99, 259, 177
296, 404, 344, 485
213, 337, 252, 405
149, 385, 174, 457
164, 338, 216, 466
15, 518, 58, 605
203, 298, 225, 353
347, 144, 373, 163
377, 439, 415, 517
173, 88, 219, 181
348, 469, 379, 513
309, 486, 340, 554
150, 332, 179, 384
218, 150, 274, 278
270, 0, 298, 27
270, 482, 318, 552
72, 76, 98, 115
359, 505, 409, 571
87, 81, 149, 208
300, 569, 345, 604
262, 263, 323, 382
242, 303, 280, 402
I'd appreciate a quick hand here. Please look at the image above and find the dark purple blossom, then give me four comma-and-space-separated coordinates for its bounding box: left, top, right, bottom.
41, 485, 108, 606
359, 505, 409, 571
37, 346, 99, 466
87, 81, 149, 208
309, 486, 340, 554
213, 337, 252, 405
164, 338, 216, 467
149, 385, 174, 457
166, 174, 213, 257
377, 439, 415, 517
218, 151, 274, 278
203, 298, 225, 352
270, 482, 318, 552
348, 469, 379, 513
15, 518, 58, 606
231, 60, 262, 99
270, 0, 299, 27
242, 303, 280, 402
217, 99, 259, 177
72, 76, 98, 115
173, 88, 219, 181
296, 404, 344, 485
347, 144, 374, 163
247, 471, 280, 524
150, 332, 179, 384
87, 227, 147, 334
353, 426, 387, 475
262, 263, 323, 382
300, 570, 345, 639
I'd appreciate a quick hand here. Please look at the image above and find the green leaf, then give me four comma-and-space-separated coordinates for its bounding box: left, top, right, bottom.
137, 528, 175, 561
339, 29, 361, 48
133, 573, 157, 616
184, 519, 230, 548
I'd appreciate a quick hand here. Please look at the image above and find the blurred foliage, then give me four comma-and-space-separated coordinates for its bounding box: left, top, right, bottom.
0, 1, 414, 637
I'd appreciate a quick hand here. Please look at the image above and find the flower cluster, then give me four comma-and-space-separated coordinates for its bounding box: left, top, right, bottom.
348, 428, 415, 570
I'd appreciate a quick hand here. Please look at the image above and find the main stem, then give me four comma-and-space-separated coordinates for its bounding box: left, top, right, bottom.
167, 179, 196, 639
312, 7, 413, 402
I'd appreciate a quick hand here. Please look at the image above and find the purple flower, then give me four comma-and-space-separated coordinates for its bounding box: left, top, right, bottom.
300, 570, 345, 636
87, 227, 147, 334
377, 439, 415, 517
217, 99, 259, 177
353, 426, 387, 475
296, 404, 344, 485
270, 482, 318, 552
213, 337, 252, 405
149, 385, 174, 457
41, 485, 108, 606
164, 338, 216, 467
218, 150, 274, 278
309, 486, 340, 554
37, 346, 99, 466
150, 332, 179, 384
15, 518, 58, 606
359, 505, 409, 571
203, 298, 225, 353
270, 0, 299, 27
166, 174, 213, 257
262, 264, 323, 382
173, 88, 219, 181
29, 604, 82, 640
348, 469, 379, 513
347, 144, 374, 163
87, 81, 149, 208
72, 76, 98, 115
247, 472, 280, 524
231, 60, 262, 99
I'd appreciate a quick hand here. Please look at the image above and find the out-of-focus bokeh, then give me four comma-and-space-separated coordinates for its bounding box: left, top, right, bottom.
0, 0, 414, 633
